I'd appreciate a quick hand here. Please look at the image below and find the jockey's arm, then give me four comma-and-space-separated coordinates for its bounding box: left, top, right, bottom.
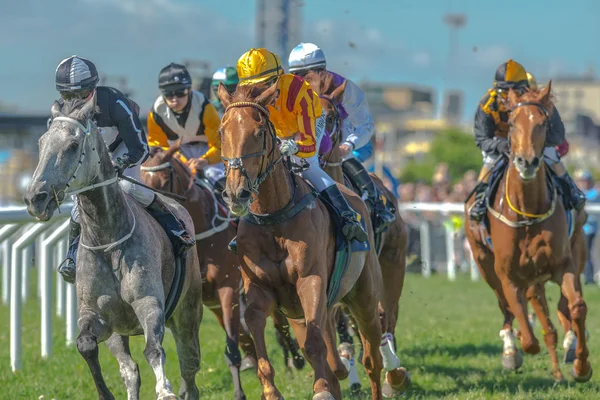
146, 111, 170, 148
287, 81, 321, 158
474, 105, 504, 153
114, 98, 148, 166
546, 107, 566, 148
341, 80, 375, 150
199, 101, 222, 164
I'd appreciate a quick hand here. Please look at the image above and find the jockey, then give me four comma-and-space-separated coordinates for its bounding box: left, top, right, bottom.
147, 63, 226, 191
233, 48, 368, 245
54, 56, 195, 283
469, 60, 585, 221
288, 42, 395, 234
211, 66, 239, 116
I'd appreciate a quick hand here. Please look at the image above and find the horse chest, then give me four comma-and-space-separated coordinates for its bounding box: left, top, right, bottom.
517, 237, 552, 273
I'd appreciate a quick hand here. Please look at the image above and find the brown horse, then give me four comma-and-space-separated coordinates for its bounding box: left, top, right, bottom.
465, 82, 591, 382
140, 143, 304, 399
304, 70, 409, 394
217, 81, 409, 399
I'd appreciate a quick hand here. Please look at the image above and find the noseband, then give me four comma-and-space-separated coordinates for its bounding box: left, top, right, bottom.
221, 101, 282, 196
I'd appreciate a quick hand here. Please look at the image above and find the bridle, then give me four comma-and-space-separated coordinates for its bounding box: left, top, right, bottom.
49, 115, 135, 252
318, 95, 343, 168
220, 101, 282, 197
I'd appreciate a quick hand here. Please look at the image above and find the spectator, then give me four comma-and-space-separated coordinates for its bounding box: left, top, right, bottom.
574, 169, 600, 285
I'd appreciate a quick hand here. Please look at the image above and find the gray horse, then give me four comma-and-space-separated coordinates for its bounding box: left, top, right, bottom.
24, 96, 203, 400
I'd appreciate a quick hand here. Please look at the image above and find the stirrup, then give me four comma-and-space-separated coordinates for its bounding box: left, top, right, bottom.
57, 258, 76, 284
228, 237, 238, 254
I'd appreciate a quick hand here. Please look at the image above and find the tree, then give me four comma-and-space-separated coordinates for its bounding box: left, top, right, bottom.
400, 128, 480, 184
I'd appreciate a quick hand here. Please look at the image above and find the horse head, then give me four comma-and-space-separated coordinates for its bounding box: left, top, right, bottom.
24, 93, 111, 221
217, 80, 281, 216
506, 82, 553, 181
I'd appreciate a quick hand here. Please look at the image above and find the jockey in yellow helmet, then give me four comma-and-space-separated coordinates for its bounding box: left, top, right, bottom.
469, 60, 585, 221
234, 48, 368, 243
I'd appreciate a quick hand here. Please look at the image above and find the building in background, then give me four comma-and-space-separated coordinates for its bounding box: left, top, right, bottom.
256, 0, 303, 63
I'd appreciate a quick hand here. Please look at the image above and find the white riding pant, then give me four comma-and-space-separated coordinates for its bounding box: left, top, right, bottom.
180, 142, 225, 186
298, 114, 336, 192
482, 146, 560, 167
71, 164, 155, 223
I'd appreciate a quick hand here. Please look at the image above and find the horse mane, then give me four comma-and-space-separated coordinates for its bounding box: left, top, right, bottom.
231, 84, 266, 102
304, 70, 335, 95
58, 98, 100, 120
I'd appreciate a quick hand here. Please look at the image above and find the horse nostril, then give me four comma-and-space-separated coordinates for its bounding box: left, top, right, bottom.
531, 157, 540, 168
237, 189, 252, 202
515, 156, 525, 165
30, 191, 50, 206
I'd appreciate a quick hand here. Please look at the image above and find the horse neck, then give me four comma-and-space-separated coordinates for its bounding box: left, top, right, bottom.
323, 148, 344, 184
77, 146, 133, 246
250, 162, 295, 215
504, 163, 550, 216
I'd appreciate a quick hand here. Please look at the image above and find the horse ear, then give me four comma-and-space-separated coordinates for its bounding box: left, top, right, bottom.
331, 80, 348, 104
50, 101, 62, 118
507, 88, 519, 107
256, 78, 280, 106
539, 80, 552, 108
218, 82, 233, 109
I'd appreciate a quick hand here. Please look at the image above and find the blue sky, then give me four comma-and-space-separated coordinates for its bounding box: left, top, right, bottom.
0, 0, 598, 121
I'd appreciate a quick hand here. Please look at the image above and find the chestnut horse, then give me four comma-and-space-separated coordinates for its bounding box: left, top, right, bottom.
217, 81, 409, 400
140, 143, 304, 399
465, 83, 591, 382
304, 70, 409, 394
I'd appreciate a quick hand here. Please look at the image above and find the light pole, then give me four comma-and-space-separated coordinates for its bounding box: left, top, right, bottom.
443, 13, 466, 123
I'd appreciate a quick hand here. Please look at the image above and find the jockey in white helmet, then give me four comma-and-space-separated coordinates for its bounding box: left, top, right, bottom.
288, 43, 395, 233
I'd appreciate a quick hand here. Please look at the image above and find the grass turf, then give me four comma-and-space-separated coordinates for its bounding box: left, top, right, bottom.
1, 273, 600, 399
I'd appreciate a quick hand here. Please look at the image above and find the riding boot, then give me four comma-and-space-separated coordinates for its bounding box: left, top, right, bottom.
342, 158, 395, 234
469, 164, 492, 221
146, 196, 196, 257
320, 185, 369, 243
56, 219, 81, 284
559, 173, 586, 211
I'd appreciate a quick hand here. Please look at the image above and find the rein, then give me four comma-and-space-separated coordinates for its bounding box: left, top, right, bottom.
50, 115, 136, 252
319, 95, 343, 168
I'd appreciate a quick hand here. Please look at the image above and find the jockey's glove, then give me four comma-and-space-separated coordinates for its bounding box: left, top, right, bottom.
279, 139, 299, 157
113, 155, 131, 176
497, 139, 510, 154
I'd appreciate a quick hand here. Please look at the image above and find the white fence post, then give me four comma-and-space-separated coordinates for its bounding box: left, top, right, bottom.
419, 220, 431, 278
445, 222, 456, 281
1, 224, 20, 305
41, 219, 70, 359
21, 245, 33, 301
10, 222, 49, 371
55, 240, 65, 318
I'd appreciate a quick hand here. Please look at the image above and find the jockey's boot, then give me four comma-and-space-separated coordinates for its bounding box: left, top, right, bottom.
469, 164, 492, 221
56, 218, 80, 284
343, 158, 395, 234
320, 185, 369, 243
552, 162, 586, 210
146, 196, 196, 257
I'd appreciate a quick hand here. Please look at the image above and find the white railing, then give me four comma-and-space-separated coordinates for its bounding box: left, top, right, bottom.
397, 202, 600, 282
0, 204, 74, 372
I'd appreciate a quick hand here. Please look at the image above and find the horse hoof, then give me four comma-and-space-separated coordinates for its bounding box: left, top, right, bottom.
157, 394, 178, 400
383, 368, 411, 398
350, 382, 362, 394
292, 355, 305, 370
572, 364, 593, 383
312, 392, 335, 400
553, 370, 564, 382
502, 351, 523, 370
240, 356, 257, 372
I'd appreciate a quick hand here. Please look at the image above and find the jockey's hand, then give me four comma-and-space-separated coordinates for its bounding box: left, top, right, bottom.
497, 139, 510, 154
187, 157, 209, 172
279, 139, 299, 156
339, 143, 353, 158
113, 155, 131, 176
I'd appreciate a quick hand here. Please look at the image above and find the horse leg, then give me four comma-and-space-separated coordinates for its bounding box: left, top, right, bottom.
272, 310, 305, 370
335, 309, 361, 393
238, 291, 259, 371
526, 284, 563, 381
244, 284, 283, 400
77, 312, 115, 400
218, 285, 247, 400
557, 268, 592, 381
105, 334, 141, 400
499, 277, 540, 355
130, 297, 176, 399
296, 275, 338, 400
324, 309, 350, 382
